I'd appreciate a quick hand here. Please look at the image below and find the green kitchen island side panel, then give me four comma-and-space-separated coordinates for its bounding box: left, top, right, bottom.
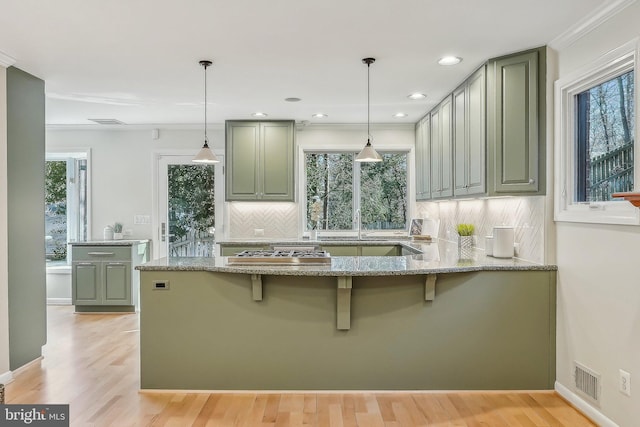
139, 270, 556, 391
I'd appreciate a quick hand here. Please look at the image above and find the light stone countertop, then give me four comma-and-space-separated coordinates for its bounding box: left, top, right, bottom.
138, 240, 556, 276
69, 239, 150, 246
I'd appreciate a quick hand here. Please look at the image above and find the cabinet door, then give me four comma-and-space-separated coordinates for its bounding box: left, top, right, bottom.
430, 108, 441, 196
453, 85, 467, 195
73, 262, 100, 305
489, 50, 539, 193
226, 122, 260, 200
260, 121, 294, 201
431, 96, 453, 198
103, 262, 131, 305
415, 120, 424, 199
466, 67, 486, 195
454, 67, 486, 197
440, 96, 453, 197
416, 117, 431, 201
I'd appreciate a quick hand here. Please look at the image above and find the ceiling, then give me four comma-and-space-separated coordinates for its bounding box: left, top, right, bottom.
0, 0, 605, 126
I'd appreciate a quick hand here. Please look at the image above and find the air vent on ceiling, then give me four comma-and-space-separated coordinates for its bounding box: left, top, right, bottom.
88, 118, 125, 125
574, 361, 601, 404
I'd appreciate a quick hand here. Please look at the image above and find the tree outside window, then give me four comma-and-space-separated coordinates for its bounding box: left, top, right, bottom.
305, 152, 407, 231
576, 69, 634, 201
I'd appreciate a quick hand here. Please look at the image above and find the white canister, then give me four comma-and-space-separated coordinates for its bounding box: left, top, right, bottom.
103, 225, 114, 241
485, 236, 494, 256
493, 226, 514, 258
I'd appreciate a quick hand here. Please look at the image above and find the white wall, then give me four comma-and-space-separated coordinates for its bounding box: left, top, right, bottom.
553, 2, 640, 425
0, 65, 11, 383
47, 124, 414, 243
47, 127, 223, 242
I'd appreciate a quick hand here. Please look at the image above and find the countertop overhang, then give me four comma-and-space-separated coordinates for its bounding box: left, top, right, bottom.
137, 240, 556, 276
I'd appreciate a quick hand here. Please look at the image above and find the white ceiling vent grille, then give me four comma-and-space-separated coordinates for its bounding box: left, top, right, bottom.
574, 361, 601, 404
88, 118, 125, 125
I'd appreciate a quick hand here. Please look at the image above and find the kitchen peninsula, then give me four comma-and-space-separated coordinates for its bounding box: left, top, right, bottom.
137, 240, 556, 391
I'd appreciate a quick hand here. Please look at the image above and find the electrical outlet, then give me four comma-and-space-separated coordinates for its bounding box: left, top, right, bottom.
619, 369, 631, 396
153, 280, 170, 290
254, 228, 264, 237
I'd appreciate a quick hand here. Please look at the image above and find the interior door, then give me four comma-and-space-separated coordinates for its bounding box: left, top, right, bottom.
156, 154, 223, 259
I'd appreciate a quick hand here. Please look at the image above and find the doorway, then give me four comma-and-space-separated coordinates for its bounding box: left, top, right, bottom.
155, 154, 223, 259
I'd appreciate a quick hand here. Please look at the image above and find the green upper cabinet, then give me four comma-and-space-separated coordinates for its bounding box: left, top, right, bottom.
430, 95, 453, 199
487, 47, 545, 194
415, 115, 431, 200
454, 66, 486, 197
226, 120, 295, 201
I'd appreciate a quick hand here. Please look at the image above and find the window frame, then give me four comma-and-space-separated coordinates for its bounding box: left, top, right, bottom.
45, 148, 92, 267
302, 149, 410, 236
554, 39, 640, 225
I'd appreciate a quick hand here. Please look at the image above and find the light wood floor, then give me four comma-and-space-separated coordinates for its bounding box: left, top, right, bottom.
4, 306, 596, 426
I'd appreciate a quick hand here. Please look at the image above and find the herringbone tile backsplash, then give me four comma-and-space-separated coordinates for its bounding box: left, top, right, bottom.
416, 196, 545, 263
227, 197, 545, 263
228, 202, 298, 239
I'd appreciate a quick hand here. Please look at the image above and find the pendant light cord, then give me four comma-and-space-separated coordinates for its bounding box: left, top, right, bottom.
203, 62, 208, 146
367, 61, 370, 141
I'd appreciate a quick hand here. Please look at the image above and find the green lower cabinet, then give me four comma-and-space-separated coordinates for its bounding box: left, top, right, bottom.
71, 242, 148, 312
320, 246, 359, 256
322, 245, 400, 256
360, 246, 400, 256
73, 262, 99, 304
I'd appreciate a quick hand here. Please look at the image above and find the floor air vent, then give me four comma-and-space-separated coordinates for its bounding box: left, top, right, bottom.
574, 362, 601, 404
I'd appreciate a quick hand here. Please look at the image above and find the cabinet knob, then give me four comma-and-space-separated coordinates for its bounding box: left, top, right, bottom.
529, 178, 536, 184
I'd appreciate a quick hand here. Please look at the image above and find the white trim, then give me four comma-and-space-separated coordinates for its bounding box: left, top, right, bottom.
151, 150, 224, 259
141, 388, 557, 394
0, 370, 13, 385
46, 298, 72, 306
549, 0, 637, 50
46, 122, 415, 132
555, 381, 619, 427
0, 50, 16, 68
554, 39, 640, 225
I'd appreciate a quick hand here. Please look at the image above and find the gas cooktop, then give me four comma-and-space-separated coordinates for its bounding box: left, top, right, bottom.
226, 249, 331, 265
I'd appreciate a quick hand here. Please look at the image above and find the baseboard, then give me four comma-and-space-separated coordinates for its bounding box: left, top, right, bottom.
555, 381, 619, 427
47, 298, 72, 305
0, 370, 13, 385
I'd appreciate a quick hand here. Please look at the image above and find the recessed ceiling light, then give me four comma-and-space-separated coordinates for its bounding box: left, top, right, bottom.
252, 112, 268, 117
438, 56, 462, 66
393, 112, 408, 118
285, 97, 301, 102
408, 93, 427, 100
312, 113, 328, 118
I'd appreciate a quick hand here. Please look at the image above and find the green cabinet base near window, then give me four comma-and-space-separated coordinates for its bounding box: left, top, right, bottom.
225, 120, 295, 201
71, 240, 150, 312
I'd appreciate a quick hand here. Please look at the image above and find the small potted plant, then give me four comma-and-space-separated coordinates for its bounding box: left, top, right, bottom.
113, 222, 124, 240
456, 223, 475, 250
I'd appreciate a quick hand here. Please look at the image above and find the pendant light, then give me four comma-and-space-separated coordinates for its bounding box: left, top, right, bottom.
193, 60, 220, 164
355, 57, 383, 162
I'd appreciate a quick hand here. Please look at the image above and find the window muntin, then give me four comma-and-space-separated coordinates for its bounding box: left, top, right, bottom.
305, 151, 408, 232
555, 40, 640, 225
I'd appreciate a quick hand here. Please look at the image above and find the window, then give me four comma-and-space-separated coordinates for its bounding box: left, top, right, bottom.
305, 151, 408, 232
555, 40, 639, 224
45, 153, 89, 264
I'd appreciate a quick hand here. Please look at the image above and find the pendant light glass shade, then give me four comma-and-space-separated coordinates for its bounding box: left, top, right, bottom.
193, 60, 220, 164
355, 57, 382, 163
355, 139, 383, 162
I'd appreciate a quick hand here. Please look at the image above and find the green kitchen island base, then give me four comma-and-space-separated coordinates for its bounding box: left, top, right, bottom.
139, 269, 556, 391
